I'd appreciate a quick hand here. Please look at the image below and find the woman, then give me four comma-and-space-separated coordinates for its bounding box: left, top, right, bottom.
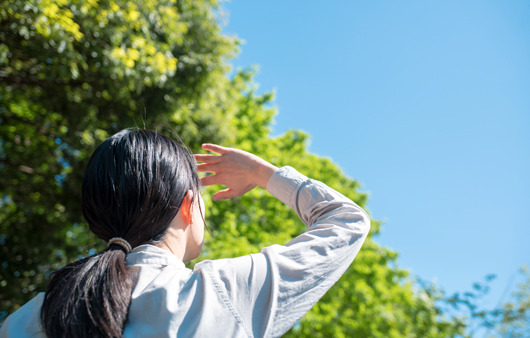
0, 129, 370, 337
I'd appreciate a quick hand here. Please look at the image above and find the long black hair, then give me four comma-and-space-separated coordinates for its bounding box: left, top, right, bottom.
40, 129, 200, 337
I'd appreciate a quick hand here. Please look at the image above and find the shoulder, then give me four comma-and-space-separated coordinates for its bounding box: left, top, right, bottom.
194, 253, 269, 285
193, 253, 273, 314
0, 293, 46, 337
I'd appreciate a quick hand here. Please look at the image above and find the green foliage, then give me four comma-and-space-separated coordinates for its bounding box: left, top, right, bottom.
1, 0, 468, 335
497, 266, 530, 337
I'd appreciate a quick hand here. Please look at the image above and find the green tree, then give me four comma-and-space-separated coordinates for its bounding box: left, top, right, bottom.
1, 0, 467, 336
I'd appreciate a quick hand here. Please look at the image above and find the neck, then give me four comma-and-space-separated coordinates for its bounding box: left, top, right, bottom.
156, 227, 187, 261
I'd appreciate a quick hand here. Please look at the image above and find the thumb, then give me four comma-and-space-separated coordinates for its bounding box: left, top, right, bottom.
212, 188, 237, 201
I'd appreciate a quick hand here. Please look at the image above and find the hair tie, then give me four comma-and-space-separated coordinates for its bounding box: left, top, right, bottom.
107, 237, 132, 254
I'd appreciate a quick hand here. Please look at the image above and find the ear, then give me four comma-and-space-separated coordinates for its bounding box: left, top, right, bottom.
180, 190, 194, 225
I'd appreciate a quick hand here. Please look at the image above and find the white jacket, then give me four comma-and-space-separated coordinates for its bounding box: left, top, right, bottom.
0, 166, 370, 337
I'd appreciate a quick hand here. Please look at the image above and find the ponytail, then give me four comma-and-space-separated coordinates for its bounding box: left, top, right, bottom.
41, 246, 139, 337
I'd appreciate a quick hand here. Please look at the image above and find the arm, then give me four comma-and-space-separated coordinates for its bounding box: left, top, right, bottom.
261, 166, 370, 336
194, 145, 370, 337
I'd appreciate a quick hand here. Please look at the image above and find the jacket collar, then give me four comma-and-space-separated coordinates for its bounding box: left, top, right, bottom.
126, 244, 185, 268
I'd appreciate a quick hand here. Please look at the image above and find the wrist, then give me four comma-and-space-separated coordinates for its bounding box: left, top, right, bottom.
255, 160, 278, 189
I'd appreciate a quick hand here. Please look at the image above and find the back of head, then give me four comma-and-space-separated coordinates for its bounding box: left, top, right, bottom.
82, 129, 199, 246
41, 129, 199, 337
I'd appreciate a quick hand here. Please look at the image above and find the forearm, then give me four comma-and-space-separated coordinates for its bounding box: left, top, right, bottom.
267, 166, 370, 231
261, 166, 370, 336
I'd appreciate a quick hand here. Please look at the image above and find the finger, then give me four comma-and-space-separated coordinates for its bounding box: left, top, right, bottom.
199, 174, 223, 187
194, 154, 221, 164
196, 163, 218, 173
202, 143, 229, 155
212, 188, 238, 201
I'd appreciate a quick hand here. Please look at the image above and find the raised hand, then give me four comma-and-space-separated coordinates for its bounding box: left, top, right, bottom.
194, 144, 278, 201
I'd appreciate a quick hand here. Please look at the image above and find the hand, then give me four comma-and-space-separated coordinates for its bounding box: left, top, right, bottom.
194, 144, 278, 201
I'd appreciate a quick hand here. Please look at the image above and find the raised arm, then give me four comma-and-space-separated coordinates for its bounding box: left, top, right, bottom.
194, 145, 370, 337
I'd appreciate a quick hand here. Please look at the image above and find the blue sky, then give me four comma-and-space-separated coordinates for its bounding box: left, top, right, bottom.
220, 0, 530, 311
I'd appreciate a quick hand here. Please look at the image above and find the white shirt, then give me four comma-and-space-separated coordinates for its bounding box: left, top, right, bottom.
0, 166, 370, 337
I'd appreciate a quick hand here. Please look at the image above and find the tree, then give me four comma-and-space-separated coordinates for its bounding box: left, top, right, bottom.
1, 0, 467, 335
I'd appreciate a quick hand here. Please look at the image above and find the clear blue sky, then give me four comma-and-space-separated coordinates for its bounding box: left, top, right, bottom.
220, 0, 530, 311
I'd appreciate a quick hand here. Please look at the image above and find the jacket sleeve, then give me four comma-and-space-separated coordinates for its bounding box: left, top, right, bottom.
195, 166, 370, 337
